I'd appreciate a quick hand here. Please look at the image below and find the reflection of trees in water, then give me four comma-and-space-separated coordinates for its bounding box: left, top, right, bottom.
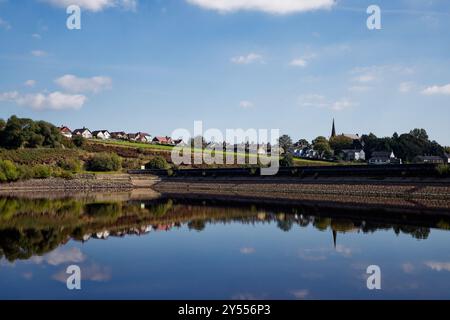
86, 202, 122, 223
0, 196, 447, 262
0, 228, 71, 262
188, 220, 206, 231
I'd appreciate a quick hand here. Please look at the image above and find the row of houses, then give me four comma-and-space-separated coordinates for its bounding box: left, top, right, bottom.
59, 126, 178, 145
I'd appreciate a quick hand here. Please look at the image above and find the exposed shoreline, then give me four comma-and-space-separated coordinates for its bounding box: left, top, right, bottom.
2, 174, 450, 214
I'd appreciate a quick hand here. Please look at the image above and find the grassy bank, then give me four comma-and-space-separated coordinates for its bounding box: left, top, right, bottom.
0, 138, 371, 184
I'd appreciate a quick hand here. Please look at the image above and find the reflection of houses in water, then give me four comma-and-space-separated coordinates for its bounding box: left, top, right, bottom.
94, 230, 110, 240
156, 223, 175, 231
82, 223, 176, 243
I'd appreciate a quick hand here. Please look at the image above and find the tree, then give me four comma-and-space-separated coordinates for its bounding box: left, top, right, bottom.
189, 136, 207, 149
312, 136, 332, 159
145, 156, 169, 170
0, 116, 64, 149
278, 134, 293, 154
295, 139, 310, 148
0, 116, 27, 149
361, 129, 444, 162
72, 135, 85, 148
362, 133, 392, 159
329, 135, 354, 154
410, 128, 429, 141
280, 153, 294, 167
85, 153, 122, 172
277, 219, 293, 232
0, 118, 5, 131
188, 220, 206, 231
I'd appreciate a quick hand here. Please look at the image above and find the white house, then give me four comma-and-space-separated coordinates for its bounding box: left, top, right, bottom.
72, 128, 92, 139
369, 151, 401, 165
444, 153, 450, 164
59, 126, 72, 139
342, 149, 366, 161
92, 130, 111, 140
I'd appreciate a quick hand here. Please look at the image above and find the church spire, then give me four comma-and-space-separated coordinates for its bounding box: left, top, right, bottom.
331, 118, 336, 138
332, 229, 337, 249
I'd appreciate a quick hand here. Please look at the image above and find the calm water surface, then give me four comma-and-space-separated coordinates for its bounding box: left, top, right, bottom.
0, 193, 449, 300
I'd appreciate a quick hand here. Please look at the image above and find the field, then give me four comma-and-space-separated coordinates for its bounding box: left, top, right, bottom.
91, 139, 338, 167
0, 148, 85, 165
0, 139, 341, 182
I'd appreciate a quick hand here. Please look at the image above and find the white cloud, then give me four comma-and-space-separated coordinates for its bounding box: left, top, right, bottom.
240, 247, 255, 254
399, 81, 415, 93
239, 100, 254, 109
290, 58, 307, 67
17, 92, 87, 110
331, 99, 355, 111
402, 262, 415, 274
350, 65, 415, 84
298, 94, 328, 108
335, 244, 353, 257
298, 247, 328, 261
0, 91, 19, 101
421, 84, 450, 96
298, 94, 355, 111
425, 261, 450, 272
24, 80, 37, 87
55, 74, 112, 94
353, 74, 375, 83
30, 248, 86, 266
0, 17, 11, 30
231, 53, 263, 64
41, 0, 138, 12
0, 90, 87, 110
290, 53, 315, 67
120, 0, 138, 11
31, 50, 47, 57
291, 289, 309, 299
32, 33, 42, 40
348, 86, 371, 93
186, 0, 335, 14
53, 263, 112, 282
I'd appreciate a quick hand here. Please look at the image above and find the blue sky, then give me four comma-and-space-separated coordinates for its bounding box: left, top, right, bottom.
0, 0, 449, 144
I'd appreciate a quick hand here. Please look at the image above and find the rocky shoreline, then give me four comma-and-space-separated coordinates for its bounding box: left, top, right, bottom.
152, 180, 450, 212
0, 173, 160, 193
2, 174, 450, 212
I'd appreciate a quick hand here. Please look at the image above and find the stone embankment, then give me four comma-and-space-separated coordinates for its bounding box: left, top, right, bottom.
153, 180, 450, 211
0, 174, 160, 193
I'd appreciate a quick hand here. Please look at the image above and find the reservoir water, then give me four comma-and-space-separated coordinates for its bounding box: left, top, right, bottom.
0, 192, 449, 299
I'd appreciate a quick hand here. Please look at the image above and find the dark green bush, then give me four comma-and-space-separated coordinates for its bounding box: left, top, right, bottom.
53, 168, 74, 180
280, 154, 294, 167
57, 158, 82, 173
17, 165, 34, 180
72, 135, 85, 148
122, 158, 141, 170
85, 153, 122, 172
32, 165, 52, 179
145, 156, 169, 170
436, 164, 450, 176
0, 160, 20, 182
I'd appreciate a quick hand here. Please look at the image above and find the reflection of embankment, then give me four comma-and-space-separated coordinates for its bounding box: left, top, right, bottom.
153, 181, 450, 212
1, 194, 449, 262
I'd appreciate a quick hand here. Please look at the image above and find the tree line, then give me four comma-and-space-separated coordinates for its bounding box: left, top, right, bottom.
0, 115, 68, 149
278, 129, 449, 162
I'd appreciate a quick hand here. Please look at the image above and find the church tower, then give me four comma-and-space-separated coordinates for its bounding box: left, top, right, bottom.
331, 119, 336, 138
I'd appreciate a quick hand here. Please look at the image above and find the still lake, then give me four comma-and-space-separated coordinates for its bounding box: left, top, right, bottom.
0, 192, 449, 300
